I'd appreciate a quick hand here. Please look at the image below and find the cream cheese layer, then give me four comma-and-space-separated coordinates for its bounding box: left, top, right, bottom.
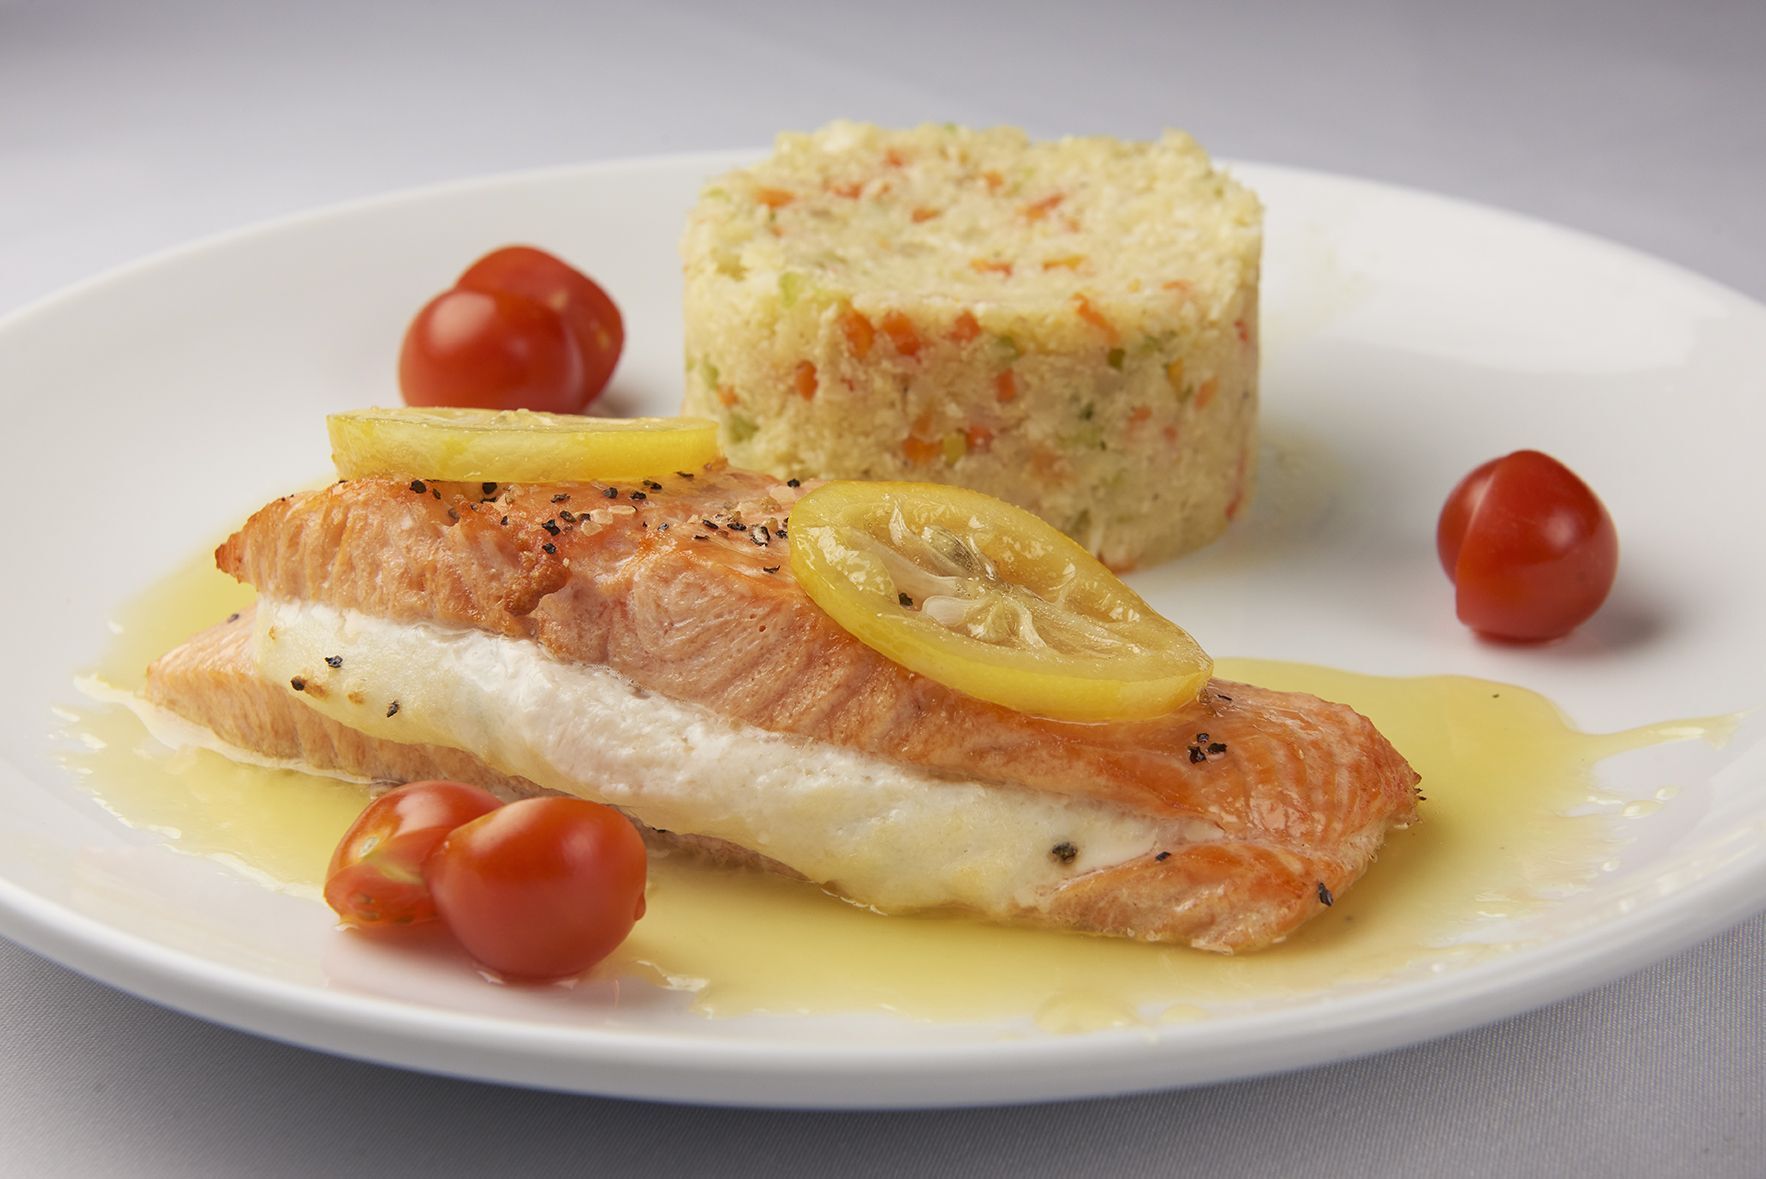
254, 599, 1219, 915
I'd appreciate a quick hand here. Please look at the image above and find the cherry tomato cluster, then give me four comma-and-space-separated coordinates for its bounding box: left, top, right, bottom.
1437, 449, 1618, 642
325, 781, 647, 981
399, 246, 624, 414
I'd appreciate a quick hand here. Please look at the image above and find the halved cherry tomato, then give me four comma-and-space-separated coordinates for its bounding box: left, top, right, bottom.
1437, 449, 1618, 641
399, 287, 586, 413
424, 797, 647, 981
458, 246, 624, 404
324, 781, 504, 927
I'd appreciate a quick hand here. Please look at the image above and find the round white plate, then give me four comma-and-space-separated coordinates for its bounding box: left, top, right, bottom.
1, 152, 1762, 1108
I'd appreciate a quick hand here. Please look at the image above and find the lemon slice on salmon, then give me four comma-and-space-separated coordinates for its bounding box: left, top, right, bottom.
788, 482, 1211, 722
328, 407, 722, 483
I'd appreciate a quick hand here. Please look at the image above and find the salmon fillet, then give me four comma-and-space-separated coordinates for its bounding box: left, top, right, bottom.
147, 463, 1419, 951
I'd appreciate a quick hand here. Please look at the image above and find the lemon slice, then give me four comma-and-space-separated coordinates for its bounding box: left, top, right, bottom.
788, 482, 1212, 722
328, 407, 722, 483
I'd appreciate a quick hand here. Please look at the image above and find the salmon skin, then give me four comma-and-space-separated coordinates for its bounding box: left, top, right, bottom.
148, 462, 1421, 952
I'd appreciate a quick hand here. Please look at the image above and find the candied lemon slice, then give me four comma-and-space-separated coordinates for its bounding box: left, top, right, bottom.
788, 482, 1212, 722
328, 407, 722, 483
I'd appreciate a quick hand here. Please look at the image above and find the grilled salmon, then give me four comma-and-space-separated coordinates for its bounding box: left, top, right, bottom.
147, 463, 1419, 951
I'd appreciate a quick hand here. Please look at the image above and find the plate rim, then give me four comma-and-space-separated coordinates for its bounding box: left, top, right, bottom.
3, 148, 1764, 1107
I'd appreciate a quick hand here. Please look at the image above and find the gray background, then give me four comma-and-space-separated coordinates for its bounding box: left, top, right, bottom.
3, 0, 1762, 1174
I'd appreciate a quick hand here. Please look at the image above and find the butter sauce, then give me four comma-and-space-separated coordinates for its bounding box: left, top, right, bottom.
58, 552, 1727, 1030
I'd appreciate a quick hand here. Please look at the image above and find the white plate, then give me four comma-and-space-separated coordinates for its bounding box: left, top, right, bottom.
1, 152, 1763, 1108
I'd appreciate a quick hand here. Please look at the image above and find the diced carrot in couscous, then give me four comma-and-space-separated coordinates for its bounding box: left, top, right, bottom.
1072, 293, 1120, 345
879, 311, 923, 358
840, 307, 875, 359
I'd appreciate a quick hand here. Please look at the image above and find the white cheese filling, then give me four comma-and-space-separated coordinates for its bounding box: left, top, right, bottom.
255, 600, 1212, 915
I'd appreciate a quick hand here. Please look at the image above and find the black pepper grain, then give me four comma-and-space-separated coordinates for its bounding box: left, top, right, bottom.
1316, 882, 1334, 906
786, 477, 801, 488
542, 519, 561, 536
643, 480, 663, 491
542, 541, 557, 554
386, 701, 400, 718
898, 592, 914, 607
324, 655, 343, 669
1188, 745, 1207, 764
1050, 842, 1078, 865
676, 471, 695, 480
603, 487, 619, 499
409, 479, 427, 494
630, 491, 647, 501
763, 565, 780, 574
290, 677, 307, 692
482, 482, 498, 496
1207, 741, 1227, 755
1155, 851, 1171, 862
551, 493, 570, 503
559, 509, 576, 523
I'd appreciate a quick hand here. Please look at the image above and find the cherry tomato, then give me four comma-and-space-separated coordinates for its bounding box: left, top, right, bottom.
1437, 449, 1618, 641
457, 246, 624, 405
398, 286, 589, 413
424, 797, 647, 981
324, 781, 504, 927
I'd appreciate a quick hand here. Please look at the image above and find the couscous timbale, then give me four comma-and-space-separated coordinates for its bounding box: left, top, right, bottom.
681, 121, 1262, 569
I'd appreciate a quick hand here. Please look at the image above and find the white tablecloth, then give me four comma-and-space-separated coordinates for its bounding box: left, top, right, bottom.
3, 1, 1761, 1173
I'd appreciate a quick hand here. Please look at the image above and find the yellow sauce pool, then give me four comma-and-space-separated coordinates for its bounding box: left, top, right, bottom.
58, 551, 1728, 1030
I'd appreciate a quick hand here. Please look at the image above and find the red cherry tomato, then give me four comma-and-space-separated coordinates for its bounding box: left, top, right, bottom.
424, 797, 647, 981
324, 781, 504, 927
399, 286, 588, 413
457, 246, 624, 405
1437, 449, 1618, 641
